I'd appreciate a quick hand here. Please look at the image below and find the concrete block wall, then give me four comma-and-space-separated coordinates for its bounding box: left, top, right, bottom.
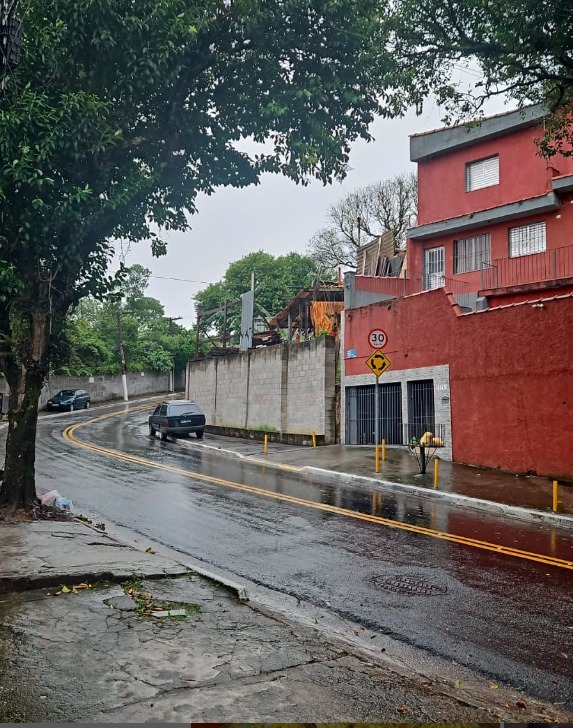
212, 355, 250, 429
285, 338, 336, 442
186, 337, 337, 442
245, 346, 283, 431
0, 371, 170, 412
186, 359, 217, 423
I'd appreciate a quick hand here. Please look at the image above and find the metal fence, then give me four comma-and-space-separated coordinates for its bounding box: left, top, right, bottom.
481, 244, 573, 290
345, 383, 403, 445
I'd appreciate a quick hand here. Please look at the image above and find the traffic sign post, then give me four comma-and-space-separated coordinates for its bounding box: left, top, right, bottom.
368, 328, 388, 349
365, 350, 392, 447
365, 350, 391, 377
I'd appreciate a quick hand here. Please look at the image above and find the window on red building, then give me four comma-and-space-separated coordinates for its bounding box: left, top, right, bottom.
509, 221, 546, 257
465, 155, 499, 191
454, 233, 491, 273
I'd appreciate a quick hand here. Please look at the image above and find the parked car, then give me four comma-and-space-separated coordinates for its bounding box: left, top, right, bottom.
149, 400, 206, 440
46, 389, 91, 412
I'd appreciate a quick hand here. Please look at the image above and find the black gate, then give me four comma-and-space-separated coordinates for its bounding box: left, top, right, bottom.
345, 383, 402, 445
406, 379, 435, 440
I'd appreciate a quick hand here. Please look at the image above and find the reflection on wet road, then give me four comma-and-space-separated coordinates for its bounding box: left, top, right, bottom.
31, 402, 573, 709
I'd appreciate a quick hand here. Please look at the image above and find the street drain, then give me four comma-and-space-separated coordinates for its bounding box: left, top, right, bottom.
372, 574, 447, 596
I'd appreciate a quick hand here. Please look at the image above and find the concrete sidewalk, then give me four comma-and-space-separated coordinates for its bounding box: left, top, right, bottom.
179, 435, 573, 527
1, 519, 571, 723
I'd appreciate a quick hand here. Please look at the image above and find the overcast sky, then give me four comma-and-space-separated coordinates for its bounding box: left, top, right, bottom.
117, 96, 508, 328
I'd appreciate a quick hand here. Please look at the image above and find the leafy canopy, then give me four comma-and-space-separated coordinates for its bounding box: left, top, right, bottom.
389, 0, 573, 155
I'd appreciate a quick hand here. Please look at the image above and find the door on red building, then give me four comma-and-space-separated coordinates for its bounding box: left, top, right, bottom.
345, 383, 402, 445
424, 246, 445, 289
407, 380, 435, 439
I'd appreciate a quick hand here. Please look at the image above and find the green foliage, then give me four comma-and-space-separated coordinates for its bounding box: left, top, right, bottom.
194, 250, 328, 339
390, 0, 573, 152
55, 265, 196, 375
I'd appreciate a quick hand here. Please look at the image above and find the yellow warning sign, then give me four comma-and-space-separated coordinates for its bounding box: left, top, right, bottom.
365, 349, 391, 378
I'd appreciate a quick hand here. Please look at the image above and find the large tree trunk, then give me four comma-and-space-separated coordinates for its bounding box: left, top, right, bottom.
0, 308, 51, 511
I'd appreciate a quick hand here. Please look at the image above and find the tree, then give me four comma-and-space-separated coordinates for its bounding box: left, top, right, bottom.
0, 0, 401, 510
308, 173, 417, 269
194, 250, 325, 341
389, 0, 573, 156
58, 265, 194, 376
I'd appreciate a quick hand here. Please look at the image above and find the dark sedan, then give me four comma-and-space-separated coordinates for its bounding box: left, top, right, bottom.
46, 389, 91, 412
149, 400, 206, 440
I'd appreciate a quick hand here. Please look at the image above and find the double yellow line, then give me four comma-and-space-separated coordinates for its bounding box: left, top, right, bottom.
62, 405, 573, 571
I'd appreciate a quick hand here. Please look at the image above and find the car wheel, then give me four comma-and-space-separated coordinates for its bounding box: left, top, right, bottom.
160, 428, 168, 442
85, 401, 90, 409
69, 403, 74, 412
196, 430, 204, 440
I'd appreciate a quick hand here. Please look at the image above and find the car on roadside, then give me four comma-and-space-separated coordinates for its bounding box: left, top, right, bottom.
46, 389, 91, 412
149, 400, 206, 441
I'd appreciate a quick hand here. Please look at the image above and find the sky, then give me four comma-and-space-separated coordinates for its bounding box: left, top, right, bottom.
118, 96, 508, 328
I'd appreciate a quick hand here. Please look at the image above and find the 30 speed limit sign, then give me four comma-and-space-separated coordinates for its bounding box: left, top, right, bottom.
368, 328, 388, 349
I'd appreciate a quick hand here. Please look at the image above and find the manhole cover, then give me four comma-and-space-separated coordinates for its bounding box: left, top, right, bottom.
372, 574, 447, 596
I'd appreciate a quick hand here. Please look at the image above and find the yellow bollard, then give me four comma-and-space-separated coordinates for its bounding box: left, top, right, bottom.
381, 438, 386, 461
375, 443, 380, 473
312, 431, 317, 448
553, 480, 559, 513
263, 433, 268, 455
434, 457, 439, 489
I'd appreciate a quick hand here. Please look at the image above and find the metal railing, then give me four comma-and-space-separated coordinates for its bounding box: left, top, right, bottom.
481, 244, 573, 290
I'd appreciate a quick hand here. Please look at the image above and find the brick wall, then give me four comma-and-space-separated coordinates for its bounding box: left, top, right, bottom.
186, 337, 337, 442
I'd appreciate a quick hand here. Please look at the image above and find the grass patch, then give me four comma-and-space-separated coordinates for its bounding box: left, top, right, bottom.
121, 579, 201, 620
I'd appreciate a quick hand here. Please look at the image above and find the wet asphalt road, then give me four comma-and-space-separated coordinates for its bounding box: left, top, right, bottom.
28, 402, 573, 708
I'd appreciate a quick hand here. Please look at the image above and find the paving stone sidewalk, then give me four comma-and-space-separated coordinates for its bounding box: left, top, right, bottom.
0, 520, 572, 723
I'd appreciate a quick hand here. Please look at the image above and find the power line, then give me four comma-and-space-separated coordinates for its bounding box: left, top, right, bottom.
150, 275, 212, 285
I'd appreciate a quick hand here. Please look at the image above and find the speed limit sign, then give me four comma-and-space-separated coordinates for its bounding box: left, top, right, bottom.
368, 328, 388, 349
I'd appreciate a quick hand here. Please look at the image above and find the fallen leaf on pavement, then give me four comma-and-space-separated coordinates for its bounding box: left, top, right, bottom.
74, 583, 89, 590
397, 706, 410, 713
454, 679, 462, 688
145, 547, 156, 554
491, 683, 499, 689
61, 585, 71, 594
516, 700, 526, 709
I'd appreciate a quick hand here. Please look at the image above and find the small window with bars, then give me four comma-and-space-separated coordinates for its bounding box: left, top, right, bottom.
453, 234, 491, 274
509, 221, 546, 257
465, 155, 499, 191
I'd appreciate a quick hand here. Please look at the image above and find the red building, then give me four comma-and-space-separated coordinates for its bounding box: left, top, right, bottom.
342, 106, 573, 479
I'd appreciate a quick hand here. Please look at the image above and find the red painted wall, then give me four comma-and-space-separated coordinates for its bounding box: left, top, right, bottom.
417, 125, 573, 225
344, 291, 573, 478
405, 192, 573, 289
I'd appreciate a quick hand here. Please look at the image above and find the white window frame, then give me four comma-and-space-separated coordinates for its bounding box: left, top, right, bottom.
509, 221, 546, 258
454, 233, 491, 274
465, 155, 499, 192
424, 246, 445, 290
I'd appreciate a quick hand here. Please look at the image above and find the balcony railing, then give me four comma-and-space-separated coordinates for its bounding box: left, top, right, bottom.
480, 245, 573, 290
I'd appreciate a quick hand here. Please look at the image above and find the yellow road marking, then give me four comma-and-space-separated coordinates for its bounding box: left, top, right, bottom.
62, 406, 573, 572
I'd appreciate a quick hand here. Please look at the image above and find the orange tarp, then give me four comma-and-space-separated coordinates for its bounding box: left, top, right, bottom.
310, 301, 344, 335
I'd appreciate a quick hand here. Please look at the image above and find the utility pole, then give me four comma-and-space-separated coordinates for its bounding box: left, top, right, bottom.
166, 316, 182, 392
116, 309, 129, 402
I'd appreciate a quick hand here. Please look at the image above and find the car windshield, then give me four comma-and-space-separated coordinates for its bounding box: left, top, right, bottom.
169, 404, 200, 416
56, 390, 76, 397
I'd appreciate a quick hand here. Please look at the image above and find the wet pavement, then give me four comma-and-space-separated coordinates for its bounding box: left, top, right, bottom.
5, 400, 573, 714
186, 434, 573, 516
2, 572, 557, 723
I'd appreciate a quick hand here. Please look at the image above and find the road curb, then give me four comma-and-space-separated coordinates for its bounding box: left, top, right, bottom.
77, 520, 249, 602
303, 466, 573, 528
176, 438, 573, 529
